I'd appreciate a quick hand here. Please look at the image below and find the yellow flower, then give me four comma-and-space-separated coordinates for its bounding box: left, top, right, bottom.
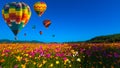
56, 61, 59, 64
35, 57, 38, 59
77, 58, 81, 62
50, 56, 53, 58
16, 56, 22, 61
38, 64, 43, 67
99, 61, 102, 64
16, 50, 20, 52
71, 50, 75, 53
55, 57, 58, 59
65, 58, 69, 62
11, 52, 14, 54
1, 53, 5, 56
21, 64, 26, 68
25, 54, 28, 56
50, 63, 53, 67
83, 56, 85, 58
69, 64, 72, 67
33, 62, 36, 65
43, 60, 47, 64
21, 53, 24, 55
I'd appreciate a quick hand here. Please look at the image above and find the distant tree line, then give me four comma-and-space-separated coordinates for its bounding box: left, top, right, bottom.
86, 34, 120, 43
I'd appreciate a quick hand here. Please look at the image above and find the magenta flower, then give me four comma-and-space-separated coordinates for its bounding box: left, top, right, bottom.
85, 50, 91, 56
46, 54, 51, 58
63, 57, 67, 61
114, 52, 119, 58
107, 54, 112, 57
34, 49, 39, 53
80, 48, 85, 53
3, 49, 11, 53
56, 53, 64, 57
40, 51, 44, 56
14, 65, 18, 68
28, 51, 35, 57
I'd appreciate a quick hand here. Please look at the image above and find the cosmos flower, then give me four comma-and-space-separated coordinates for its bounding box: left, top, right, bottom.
46, 53, 51, 58
3, 49, 11, 53
50, 63, 53, 67
114, 52, 119, 58
56, 61, 60, 64
16, 56, 22, 61
63, 57, 67, 61
21, 64, 26, 68
43, 60, 47, 64
33, 62, 36, 65
0, 59, 5, 63
56, 53, 64, 57
14, 65, 18, 68
77, 58, 81, 62
69, 64, 72, 67
38, 64, 43, 67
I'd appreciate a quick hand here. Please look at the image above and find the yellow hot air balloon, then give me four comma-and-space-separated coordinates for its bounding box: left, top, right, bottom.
34, 1, 47, 16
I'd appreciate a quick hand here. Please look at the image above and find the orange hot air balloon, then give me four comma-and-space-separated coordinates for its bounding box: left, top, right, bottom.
40, 31, 42, 35
34, 1, 47, 16
43, 19, 51, 28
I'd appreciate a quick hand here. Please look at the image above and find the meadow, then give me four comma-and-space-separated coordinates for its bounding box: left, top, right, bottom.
0, 43, 120, 68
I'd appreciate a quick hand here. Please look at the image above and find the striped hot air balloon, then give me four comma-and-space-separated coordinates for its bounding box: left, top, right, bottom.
2, 2, 31, 37
34, 1, 47, 16
43, 19, 51, 28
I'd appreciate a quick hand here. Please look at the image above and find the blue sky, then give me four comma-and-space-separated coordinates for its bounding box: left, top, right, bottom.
0, 0, 120, 42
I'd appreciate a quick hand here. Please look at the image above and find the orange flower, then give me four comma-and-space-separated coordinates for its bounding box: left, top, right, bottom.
0, 59, 5, 62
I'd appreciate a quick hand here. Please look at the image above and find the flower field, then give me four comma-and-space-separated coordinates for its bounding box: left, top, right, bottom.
0, 43, 120, 68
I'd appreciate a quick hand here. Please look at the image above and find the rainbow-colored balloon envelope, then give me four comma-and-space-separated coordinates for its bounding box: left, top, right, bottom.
2, 2, 31, 36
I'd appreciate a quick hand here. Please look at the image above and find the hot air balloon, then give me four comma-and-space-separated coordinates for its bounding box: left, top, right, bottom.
52, 35, 55, 37
43, 19, 51, 28
32, 25, 36, 30
24, 33, 27, 36
2, 2, 31, 40
33, 1, 47, 16
40, 31, 42, 35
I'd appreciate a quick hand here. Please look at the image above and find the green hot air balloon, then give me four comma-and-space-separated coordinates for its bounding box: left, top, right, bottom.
2, 2, 31, 40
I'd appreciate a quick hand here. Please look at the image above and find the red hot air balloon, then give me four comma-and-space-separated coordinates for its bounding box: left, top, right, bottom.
43, 19, 51, 28
40, 31, 42, 35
